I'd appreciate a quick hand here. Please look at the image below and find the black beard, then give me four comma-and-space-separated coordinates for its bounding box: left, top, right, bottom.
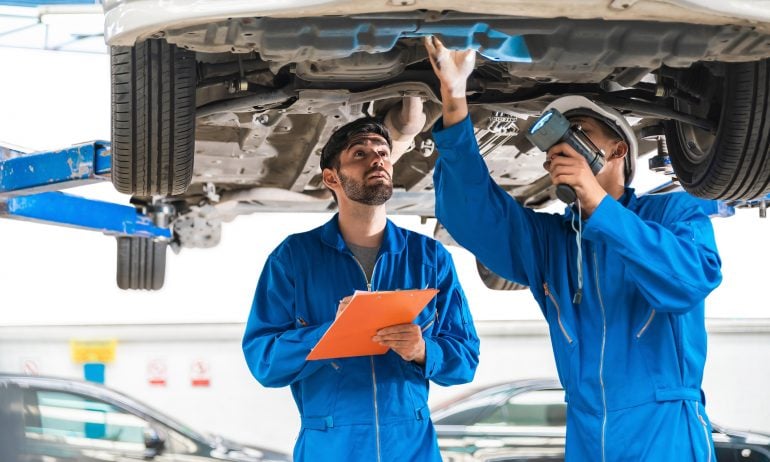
338, 170, 393, 206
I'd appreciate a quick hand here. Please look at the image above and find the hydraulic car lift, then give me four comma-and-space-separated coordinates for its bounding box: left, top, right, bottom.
0, 142, 172, 290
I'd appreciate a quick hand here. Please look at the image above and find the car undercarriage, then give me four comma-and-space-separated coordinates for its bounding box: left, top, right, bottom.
104, 9, 770, 288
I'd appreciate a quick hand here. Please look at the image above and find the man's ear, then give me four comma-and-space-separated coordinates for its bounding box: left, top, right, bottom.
322, 168, 339, 189
611, 140, 629, 160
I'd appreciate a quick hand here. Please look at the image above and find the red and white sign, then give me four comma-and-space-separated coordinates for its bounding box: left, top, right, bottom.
147, 359, 168, 386
190, 359, 211, 387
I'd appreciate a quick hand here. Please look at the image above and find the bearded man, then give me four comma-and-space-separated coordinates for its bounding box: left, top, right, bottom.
242, 117, 480, 462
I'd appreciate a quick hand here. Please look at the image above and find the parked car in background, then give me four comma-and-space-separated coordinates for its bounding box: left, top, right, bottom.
0, 373, 290, 462
432, 379, 770, 462
98, 0, 770, 289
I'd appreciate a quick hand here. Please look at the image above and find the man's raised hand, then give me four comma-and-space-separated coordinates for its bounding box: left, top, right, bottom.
424, 36, 476, 98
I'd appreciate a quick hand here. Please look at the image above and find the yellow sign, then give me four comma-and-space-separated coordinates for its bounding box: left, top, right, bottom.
70, 339, 117, 364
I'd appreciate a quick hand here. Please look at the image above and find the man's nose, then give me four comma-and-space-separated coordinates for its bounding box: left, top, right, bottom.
371, 152, 387, 166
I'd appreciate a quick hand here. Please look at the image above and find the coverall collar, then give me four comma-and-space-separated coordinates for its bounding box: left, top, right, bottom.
320, 213, 406, 256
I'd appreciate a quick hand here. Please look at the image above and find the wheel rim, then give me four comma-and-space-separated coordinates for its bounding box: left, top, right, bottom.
675, 121, 715, 167
669, 66, 723, 186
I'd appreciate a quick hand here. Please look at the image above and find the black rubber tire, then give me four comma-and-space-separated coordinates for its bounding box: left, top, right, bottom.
116, 237, 166, 290
476, 259, 528, 291
111, 39, 196, 196
665, 59, 770, 200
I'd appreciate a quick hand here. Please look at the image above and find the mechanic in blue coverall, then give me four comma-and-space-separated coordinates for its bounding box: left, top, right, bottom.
242, 116, 480, 462
425, 37, 722, 461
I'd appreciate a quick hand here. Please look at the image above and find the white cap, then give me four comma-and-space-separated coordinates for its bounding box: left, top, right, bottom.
543, 95, 637, 184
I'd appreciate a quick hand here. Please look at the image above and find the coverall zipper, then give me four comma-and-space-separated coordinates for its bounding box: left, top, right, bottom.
696, 404, 713, 462
369, 356, 380, 462
593, 251, 608, 462
420, 315, 436, 332
349, 252, 384, 462
350, 252, 380, 292
543, 283, 573, 343
636, 310, 656, 338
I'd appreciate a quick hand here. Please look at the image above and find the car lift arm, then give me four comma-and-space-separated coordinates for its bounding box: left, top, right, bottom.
0, 142, 171, 290
1, 192, 171, 239
0, 141, 171, 240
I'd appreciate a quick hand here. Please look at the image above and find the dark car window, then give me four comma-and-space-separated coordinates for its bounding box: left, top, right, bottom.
22, 389, 149, 450
477, 389, 566, 427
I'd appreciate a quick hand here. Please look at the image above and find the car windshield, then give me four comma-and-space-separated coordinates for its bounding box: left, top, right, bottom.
434, 386, 566, 427
433, 386, 514, 426
477, 389, 566, 427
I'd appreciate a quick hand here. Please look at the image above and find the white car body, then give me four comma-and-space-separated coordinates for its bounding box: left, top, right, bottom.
104, 0, 770, 46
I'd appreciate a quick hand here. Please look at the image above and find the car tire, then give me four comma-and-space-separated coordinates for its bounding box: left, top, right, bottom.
476, 259, 528, 291
664, 59, 770, 200
116, 236, 166, 290
110, 39, 196, 196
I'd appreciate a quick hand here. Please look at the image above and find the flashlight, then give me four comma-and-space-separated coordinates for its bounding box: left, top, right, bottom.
526, 108, 606, 204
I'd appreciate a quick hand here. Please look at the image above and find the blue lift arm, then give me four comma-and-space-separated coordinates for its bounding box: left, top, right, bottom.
642, 179, 769, 218
1, 192, 172, 239
0, 142, 171, 240
0, 141, 111, 197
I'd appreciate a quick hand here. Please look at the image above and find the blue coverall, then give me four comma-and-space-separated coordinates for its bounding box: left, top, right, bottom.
433, 115, 722, 461
242, 215, 480, 461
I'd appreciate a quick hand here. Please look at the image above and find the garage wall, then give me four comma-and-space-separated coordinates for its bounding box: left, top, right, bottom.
1, 320, 768, 454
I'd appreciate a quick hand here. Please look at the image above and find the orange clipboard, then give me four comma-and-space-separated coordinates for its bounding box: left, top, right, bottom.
306, 288, 439, 361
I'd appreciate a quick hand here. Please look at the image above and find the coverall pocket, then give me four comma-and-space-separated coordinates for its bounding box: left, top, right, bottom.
634, 309, 657, 339
398, 359, 429, 413
295, 312, 310, 328
299, 362, 345, 419
543, 282, 577, 388
543, 282, 576, 346
416, 307, 438, 336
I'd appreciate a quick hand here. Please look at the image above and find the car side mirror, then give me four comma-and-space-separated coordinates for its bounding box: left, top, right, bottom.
143, 427, 165, 458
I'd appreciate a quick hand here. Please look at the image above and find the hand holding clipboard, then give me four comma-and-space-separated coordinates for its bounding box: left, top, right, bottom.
306, 288, 439, 360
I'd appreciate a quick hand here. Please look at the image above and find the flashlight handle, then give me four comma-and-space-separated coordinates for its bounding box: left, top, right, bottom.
555, 128, 604, 204
556, 129, 589, 204
564, 129, 605, 175
556, 184, 577, 204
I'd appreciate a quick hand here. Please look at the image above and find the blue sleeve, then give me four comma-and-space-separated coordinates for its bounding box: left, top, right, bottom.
242, 246, 332, 388
420, 242, 480, 386
583, 194, 722, 313
432, 115, 553, 289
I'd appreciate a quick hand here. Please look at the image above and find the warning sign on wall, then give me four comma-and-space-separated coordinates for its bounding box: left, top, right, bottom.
21, 359, 40, 376
190, 359, 211, 387
147, 358, 168, 387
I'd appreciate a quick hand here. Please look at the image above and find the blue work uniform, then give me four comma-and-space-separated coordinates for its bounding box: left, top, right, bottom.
242, 215, 480, 462
432, 116, 722, 462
